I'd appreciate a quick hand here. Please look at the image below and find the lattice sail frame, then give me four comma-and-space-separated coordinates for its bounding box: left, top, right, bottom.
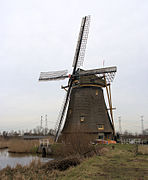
72, 16, 91, 68
93, 72, 116, 84
39, 70, 68, 81
103, 72, 116, 84
78, 66, 117, 84
54, 90, 71, 138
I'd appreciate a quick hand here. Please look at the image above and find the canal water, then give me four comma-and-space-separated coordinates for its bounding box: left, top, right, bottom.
0, 148, 53, 170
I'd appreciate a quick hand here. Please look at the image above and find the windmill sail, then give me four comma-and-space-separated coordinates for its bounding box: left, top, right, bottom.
78, 66, 117, 83
54, 16, 91, 141
78, 66, 117, 75
39, 70, 68, 81
54, 92, 70, 139
54, 84, 72, 142
72, 16, 90, 69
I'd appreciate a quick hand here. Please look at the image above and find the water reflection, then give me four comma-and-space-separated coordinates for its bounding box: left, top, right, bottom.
0, 149, 52, 170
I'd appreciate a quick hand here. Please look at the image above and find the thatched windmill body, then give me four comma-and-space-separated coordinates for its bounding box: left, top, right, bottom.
39, 16, 117, 142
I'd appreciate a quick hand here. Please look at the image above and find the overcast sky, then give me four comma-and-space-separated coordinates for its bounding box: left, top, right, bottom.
0, 0, 148, 133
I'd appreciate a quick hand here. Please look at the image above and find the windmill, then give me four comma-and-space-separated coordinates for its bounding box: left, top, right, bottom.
39, 16, 117, 142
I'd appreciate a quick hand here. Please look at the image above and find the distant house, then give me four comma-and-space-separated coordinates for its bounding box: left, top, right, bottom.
23, 135, 49, 140
120, 134, 148, 144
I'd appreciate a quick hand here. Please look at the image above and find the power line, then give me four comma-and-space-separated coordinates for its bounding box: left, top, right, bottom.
40, 116, 43, 129
45, 114, 48, 128
118, 116, 122, 134
141, 115, 144, 135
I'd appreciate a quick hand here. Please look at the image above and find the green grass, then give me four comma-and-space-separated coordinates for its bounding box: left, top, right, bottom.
56, 144, 148, 180
138, 145, 148, 155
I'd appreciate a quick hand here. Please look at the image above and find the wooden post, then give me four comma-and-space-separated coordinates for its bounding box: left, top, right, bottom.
109, 84, 115, 135
104, 75, 115, 135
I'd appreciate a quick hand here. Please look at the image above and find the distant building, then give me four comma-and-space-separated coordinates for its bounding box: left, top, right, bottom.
120, 134, 148, 144
23, 135, 49, 140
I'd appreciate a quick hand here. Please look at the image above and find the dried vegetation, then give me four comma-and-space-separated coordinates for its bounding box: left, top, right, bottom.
1, 135, 148, 180
0, 138, 39, 153
138, 145, 148, 155
0, 144, 148, 180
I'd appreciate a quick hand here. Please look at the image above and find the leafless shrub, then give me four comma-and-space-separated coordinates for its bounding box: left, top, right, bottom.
43, 156, 80, 171
57, 132, 102, 157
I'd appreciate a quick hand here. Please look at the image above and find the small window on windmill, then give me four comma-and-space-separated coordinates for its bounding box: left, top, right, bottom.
80, 116, 85, 122
96, 90, 98, 96
98, 124, 104, 130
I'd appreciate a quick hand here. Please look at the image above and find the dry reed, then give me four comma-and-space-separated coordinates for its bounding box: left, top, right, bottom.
0, 138, 39, 153
0, 139, 9, 149
8, 139, 39, 153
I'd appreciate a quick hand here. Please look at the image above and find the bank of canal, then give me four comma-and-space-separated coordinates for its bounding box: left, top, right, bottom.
0, 148, 53, 170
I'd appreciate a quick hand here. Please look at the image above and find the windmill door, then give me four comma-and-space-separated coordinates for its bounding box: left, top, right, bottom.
98, 133, 104, 140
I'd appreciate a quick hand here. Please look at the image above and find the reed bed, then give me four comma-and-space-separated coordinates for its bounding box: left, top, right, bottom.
0, 138, 39, 153
8, 139, 39, 153
0, 155, 80, 180
0, 139, 9, 149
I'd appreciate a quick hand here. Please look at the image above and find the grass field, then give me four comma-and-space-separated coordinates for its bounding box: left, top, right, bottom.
0, 144, 148, 180
138, 145, 148, 155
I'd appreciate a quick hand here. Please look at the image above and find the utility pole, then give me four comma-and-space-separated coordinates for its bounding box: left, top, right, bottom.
119, 116, 122, 134
40, 116, 43, 129
141, 116, 144, 135
45, 114, 48, 128
45, 114, 48, 135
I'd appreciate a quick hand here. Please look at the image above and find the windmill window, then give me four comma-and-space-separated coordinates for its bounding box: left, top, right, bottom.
98, 124, 104, 130
80, 116, 85, 122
